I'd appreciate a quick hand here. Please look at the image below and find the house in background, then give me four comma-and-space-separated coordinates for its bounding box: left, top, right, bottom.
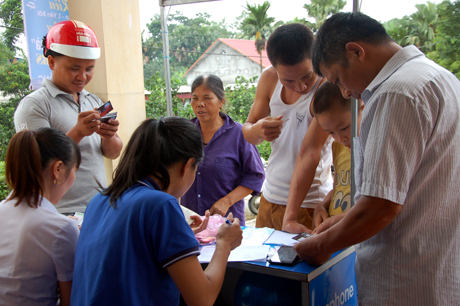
179, 38, 272, 100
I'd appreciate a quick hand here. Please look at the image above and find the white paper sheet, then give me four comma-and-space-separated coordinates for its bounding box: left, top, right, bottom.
264, 230, 302, 246
241, 227, 274, 245
198, 245, 271, 263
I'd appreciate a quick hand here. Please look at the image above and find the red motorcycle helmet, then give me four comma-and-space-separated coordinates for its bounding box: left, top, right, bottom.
43, 20, 100, 60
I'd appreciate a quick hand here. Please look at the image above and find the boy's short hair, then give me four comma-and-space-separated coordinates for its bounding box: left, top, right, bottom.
313, 81, 351, 115
312, 12, 393, 76
267, 23, 314, 67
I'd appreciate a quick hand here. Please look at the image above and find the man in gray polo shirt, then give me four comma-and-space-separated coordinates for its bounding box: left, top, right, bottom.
14, 20, 123, 214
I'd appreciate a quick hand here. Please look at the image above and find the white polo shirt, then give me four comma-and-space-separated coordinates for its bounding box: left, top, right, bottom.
0, 196, 79, 306
355, 45, 460, 305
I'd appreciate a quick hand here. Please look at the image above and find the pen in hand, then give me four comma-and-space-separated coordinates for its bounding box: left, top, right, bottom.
226, 219, 232, 226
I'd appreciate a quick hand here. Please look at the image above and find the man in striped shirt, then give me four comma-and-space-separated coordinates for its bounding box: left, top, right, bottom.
294, 12, 460, 305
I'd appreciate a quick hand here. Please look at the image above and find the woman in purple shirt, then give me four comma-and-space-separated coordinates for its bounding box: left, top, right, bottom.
181, 74, 265, 225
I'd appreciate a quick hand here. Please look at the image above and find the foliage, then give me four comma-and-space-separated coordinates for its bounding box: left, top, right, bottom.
0, 100, 14, 198
239, 1, 283, 74
256, 141, 271, 161
0, 160, 9, 200
409, 2, 438, 52
145, 71, 193, 119
427, 0, 460, 79
0, 47, 31, 199
0, 101, 16, 160
0, 0, 29, 195
225, 75, 257, 124
143, 61, 160, 82
0, 40, 14, 65
384, 2, 438, 53
0, 0, 24, 51
143, 12, 235, 81
0, 55, 32, 103
224, 75, 271, 159
0, 57, 31, 161
384, 17, 413, 46
240, 1, 276, 40
303, 0, 347, 33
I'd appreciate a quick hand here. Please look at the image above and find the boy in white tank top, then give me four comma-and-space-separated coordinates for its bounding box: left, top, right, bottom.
243, 23, 333, 232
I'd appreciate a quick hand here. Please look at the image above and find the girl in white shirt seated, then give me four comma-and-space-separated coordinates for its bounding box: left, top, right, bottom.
0, 127, 81, 306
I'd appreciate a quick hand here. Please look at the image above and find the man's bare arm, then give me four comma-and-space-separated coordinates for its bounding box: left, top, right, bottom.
101, 133, 123, 159
294, 196, 402, 265
282, 118, 330, 233
242, 67, 283, 145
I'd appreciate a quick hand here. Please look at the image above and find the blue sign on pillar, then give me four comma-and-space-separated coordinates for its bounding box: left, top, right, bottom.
21, 0, 69, 90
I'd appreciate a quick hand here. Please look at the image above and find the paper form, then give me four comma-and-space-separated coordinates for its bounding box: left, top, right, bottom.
198, 245, 271, 263
264, 230, 303, 246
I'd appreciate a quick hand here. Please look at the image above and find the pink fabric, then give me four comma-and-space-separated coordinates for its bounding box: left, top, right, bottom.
195, 215, 226, 245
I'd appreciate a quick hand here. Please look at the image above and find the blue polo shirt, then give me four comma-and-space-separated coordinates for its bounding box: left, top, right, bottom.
71, 177, 200, 306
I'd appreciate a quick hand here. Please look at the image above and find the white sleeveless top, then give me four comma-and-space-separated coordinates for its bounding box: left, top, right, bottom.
263, 77, 333, 209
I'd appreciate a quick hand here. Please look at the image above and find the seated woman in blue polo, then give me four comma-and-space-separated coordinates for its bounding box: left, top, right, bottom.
70, 117, 243, 306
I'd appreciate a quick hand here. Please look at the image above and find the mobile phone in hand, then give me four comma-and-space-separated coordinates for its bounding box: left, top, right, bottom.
97, 101, 113, 117
100, 112, 117, 123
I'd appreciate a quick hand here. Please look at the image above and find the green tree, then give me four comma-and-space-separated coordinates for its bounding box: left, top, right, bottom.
384, 16, 413, 46
408, 2, 438, 51
256, 141, 271, 161
384, 2, 438, 53
224, 75, 271, 159
0, 53, 31, 201
0, 54, 32, 102
0, 161, 9, 199
0, 57, 32, 160
303, 0, 347, 32
145, 71, 193, 119
0, 0, 24, 51
0, 0, 29, 195
239, 2, 281, 39
143, 12, 234, 81
239, 1, 282, 72
0, 40, 14, 65
0, 100, 17, 159
225, 75, 257, 124
428, 0, 460, 78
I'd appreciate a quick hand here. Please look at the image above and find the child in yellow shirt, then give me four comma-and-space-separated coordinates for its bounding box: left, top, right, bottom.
312, 81, 364, 229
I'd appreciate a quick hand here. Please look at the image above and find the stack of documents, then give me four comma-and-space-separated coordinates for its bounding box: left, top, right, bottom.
198, 227, 309, 263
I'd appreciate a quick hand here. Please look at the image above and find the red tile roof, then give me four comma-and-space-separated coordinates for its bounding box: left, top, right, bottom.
219, 38, 271, 67
183, 38, 271, 77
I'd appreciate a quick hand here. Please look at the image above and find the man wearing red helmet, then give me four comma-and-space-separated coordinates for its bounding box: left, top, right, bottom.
14, 20, 123, 215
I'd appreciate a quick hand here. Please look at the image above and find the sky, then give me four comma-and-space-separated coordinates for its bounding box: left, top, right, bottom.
138, 0, 444, 35
12, 0, 442, 57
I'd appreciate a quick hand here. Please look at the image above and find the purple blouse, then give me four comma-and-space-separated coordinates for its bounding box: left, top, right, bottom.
181, 113, 265, 225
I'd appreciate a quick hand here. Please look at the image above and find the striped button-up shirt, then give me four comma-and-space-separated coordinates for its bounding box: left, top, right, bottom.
355, 45, 460, 305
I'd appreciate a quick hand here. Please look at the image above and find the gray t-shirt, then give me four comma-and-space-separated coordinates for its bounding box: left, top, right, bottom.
14, 79, 107, 214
